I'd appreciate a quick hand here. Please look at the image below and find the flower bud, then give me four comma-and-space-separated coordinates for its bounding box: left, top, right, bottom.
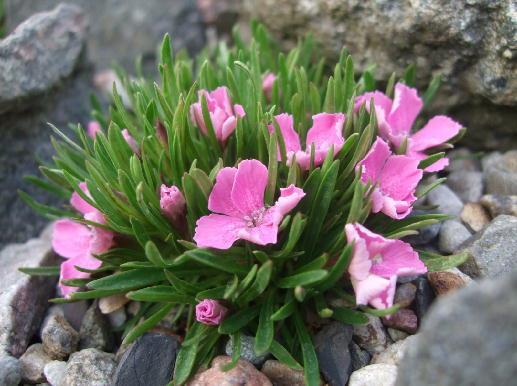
87, 121, 102, 139
122, 129, 140, 156
195, 299, 228, 326
160, 184, 186, 225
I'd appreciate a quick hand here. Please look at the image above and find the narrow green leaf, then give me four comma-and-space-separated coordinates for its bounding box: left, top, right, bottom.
88, 269, 165, 291
278, 270, 328, 288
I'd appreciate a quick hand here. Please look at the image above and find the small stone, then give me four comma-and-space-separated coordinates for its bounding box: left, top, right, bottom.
0, 355, 22, 386
460, 203, 491, 232
481, 151, 502, 173
349, 342, 371, 372
314, 322, 353, 386
261, 360, 305, 386
187, 356, 272, 386
394, 283, 417, 308
372, 335, 416, 365
480, 194, 517, 217
427, 271, 469, 296
446, 171, 484, 203
43, 360, 66, 386
348, 364, 397, 386
61, 348, 116, 386
19, 344, 52, 383
113, 332, 180, 386
403, 210, 441, 245
352, 315, 387, 355
107, 308, 126, 328
79, 303, 114, 352
47, 301, 89, 332
126, 301, 141, 316
387, 328, 409, 342
447, 149, 481, 173
382, 309, 418, 334
41, 313, 79, 360
485, 151, 517, 195
438, 220, 472, 254
98, 294, 129, 314
427, 185, 464, 217
225, 334, 269, 367
413, 276, 435, 321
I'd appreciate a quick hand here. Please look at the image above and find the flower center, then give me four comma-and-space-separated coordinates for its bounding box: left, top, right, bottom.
243, 207, 266, 228
371, 254, 383, 265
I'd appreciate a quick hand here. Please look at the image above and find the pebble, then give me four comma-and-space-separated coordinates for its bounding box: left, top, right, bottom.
349, 342, 371, 371
113, 332, 180, 386
187, 356, 272, 386
98, 294, 129, 314
480, 194, 517, 217
427, 185, 464, 217
41, 313, 79, 360
372, 335, 416, 365
261, 360, 305, 386
0, 355, 22, 386
413, 276, 435, 321
348, 364, 397, 386
19, 344, 52, 383
446, 171, 484, 203
382, 309, 418, 334
485, 150, 517, 195
481, 151, 502, 172
394, 283, 417, 308
79, 303, 114, 352
438, 220, 472, 254
460, 203, 491, 232
107, 308, 126, 329
447, 148, 481, 173
225, 334, 269, 367
352, 315, 387, 355
61, 348, 116, 386
427, 270, 470, 296
43, 360, 66, 386
314, 322, 353, 386
387, 328, 409, 342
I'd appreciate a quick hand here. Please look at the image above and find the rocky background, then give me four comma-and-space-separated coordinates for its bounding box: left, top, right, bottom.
0, 1, 516, 386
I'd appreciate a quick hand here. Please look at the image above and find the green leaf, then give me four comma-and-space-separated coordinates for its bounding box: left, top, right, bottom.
145, 241, 167, 267
88, 269, 165, 291
270, 300, 296, 321
238, 260, 273, 304
123, 303, 174, 344
332, 307, 369, 325
423, 74, 441, 107
173, 324, 203, 385
278, 270, 328, 288
127, 285, 196, 303
293, 309, 320, 386
183, 249, 250, 275
270, 340, 303, 370
418, 152, 445, 170
421, 251, 469, 272
361, 304, 400, 317
19, 266, 60, 276
254, 292, 275, 355
218, 307, 260, 334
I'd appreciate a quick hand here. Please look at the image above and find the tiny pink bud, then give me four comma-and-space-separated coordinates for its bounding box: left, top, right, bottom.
121, 129, 140, 156
156, 120, 168, 145
195, 299, 228, 326
87, 121, 102, 138
160, 184, 186, 223
262, 72, 276, 101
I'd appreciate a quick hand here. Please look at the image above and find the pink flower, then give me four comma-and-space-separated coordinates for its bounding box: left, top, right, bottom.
268, 112, 345, 170
190, 86, 246, 144
262, 72, 276, 101
87, 121, 102, 138
358, 137, 422, 219
160, 184, 186, 224
355, 83, 462, 171
121, 129, 140, 156
195, 299, 228, 326
52, 183, 114, 297
194, 159, 305, 249
345, 223, 427, 309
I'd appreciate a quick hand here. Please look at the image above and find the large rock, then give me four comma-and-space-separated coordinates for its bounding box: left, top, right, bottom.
485, 150, 517, 195
61, 348, 116, 386
6, 0, 206, 72
349, 364, 398, 386
396, 271, 517, 386
0, 227, 58, 357
459, 215, 517, 278
0, 4, 86, 113
19, 343, 53, 383
245, 0, 517, 149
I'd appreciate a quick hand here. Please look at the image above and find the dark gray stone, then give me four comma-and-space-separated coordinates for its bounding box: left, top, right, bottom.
396, 271, 517, 386
446, 171, 484, 203
0, 227, 57, 357
61, 348, 116, 386
0, 4, 86, 113
349, 342, 371, 372
403, 218, 441, 246
480, 194, 517, 217
113, 332, 180, 386
225, 334, 269, 367
438, 220, 472, 254
41, 313, 79, 360
314, 322, 353, 386
413, 276, 435, 322
394, 283, 417, 308
352, 315, 387, 355
19, 344, 52, 383
427, 185, 464, 217
382, 309, 418, 334
485, 150, 517, 195
0, 355, 22, 386
79, 303, 114, 352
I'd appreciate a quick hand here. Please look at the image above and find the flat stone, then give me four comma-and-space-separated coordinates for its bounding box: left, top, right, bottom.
43, 360, 66, 386
113, 332, 180, 386
41, 313, 79, 360
349, 364, 398, 386
225, 334, 269, 367
412, 276, 435, 321
396, 271, 517, 386
349, 342, 371, 372
427, 271, 469, 296
460, 203, 491, 232
98, 294, 129, 314
394, 283, 417, 308
352, 315, 387, 355
261, 359, 305, 386
438, 220, 471, 254
0, 227, 58, 357
446, 171, 484, 203
372, 336, 416, 366
387, 328, 409, 342
0, 354, 22, 386
446, 149, 481, 173
314, 322, 353, 386
480, 194, 517, 217
19, 344, 52, 383
382, 309, 418, 334
187, 356, 272, 386
0, 4, 86, 113
427, 185, 464, 217
61, 348, 116, 386
485, 151, 517, 195
459, 215, 517, 278
79, 303, 114, 352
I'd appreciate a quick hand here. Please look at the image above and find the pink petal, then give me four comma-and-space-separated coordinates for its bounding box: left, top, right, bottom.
352, 274, 393, 307
359, 137, 391, 184
354, 91, 393, 141
272, 185, 305, 219
387, 83, 423, 136
238, 217, 279, 246
211, 86, 234, 117
70, 182, 96, 215
368, 275, 397, 309
190, 102, 207, 134
221, 116, 237, 142
160, 184, 187, 222
234, 104, 246, 118
268, 113, 302, 158
377, 195, 414, 219
231, 160, 268, 215
262, 73, 276, 93
193, 214, 246, 249
379, 155, 422, 201
210, 107, 228, 140
292, 150, 311, 171
59, 254, 103, 298
422, 157, 449, 172
409, 116, 462, 152
87, 121, 102, 139
345, 224, 373, 281
52, 219, 91, 260
306, 113, 345, 156
208, 167, 241, 217
122, 129, 140, 156
370, 240, 427, 278
196, 299, 228, 326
